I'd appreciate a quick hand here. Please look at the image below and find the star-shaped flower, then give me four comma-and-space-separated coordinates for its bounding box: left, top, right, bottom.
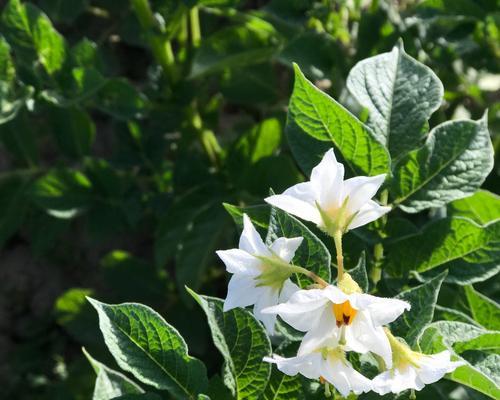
265, 148, 390, 235
216, 214, 303, 334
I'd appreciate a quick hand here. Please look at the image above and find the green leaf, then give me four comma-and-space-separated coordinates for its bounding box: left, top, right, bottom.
188, 291, 271, 400
262, 342, 304, 400
464, 286, 500, 331
348, 252, 369, 293
267, 206, 331, 287
0, 35, 15, 82
88, 297, 208, 399
385, 217, 499, 278
434, 305, 481, 327
30, 168, 92, 218
1, 0, 66, 75
48, 106, 95, 158
448, 190, 500, 224
286, 64, 390, 177
418, 321, 500, 398
347, 42, 443, 158
392, 116, 494, 212
391, 271, 447, 346
55, 287, 99, 346
232, 118, 282, 164
0, 81, 33, 125
38, 0, 89, 23
82, 347, 144, 400
93, 78, 149, 120
0, 109, 38, 163
190, 16, 281, 78
223, 203, 269, 232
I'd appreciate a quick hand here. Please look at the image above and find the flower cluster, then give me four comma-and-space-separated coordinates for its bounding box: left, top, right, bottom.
217, 149, 464, 397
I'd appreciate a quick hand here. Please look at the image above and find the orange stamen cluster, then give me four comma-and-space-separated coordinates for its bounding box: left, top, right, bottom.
332, 301, 357, 327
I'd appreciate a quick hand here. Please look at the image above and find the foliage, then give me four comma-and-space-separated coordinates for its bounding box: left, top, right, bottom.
0, 0, 498, 399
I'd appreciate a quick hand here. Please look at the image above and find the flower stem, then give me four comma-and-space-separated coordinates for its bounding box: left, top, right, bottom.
333, 230, 344, 282
291, 265, 329, 288
371, 189, 388, 284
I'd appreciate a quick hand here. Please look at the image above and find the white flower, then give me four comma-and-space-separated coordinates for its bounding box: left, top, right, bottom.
265, 346, 372, 397
265, 148, 390, 234
216, 214, 303, 334
372, 330, 466, 394
263, 281, 410, 368
372, 349, 466, 394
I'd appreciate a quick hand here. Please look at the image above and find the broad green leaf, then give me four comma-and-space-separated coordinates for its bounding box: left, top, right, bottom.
464, 286, 500, 331
435, 305, 481, 327
392, 116, 494, 212
188, 291, 271, 400
113, 395, 161, 400
223, 203, 270, 232
49, 106, 95, 158
391, 271, 447, 346
55, 287, 99, 346
0, 174, 29, 247
347, 252, 369, 293
190, 16, 280, 78
347, 42, 443, 158
93, 78, 149, 120
88, 297, 208, 399
263, 342, 304, 400
231, 118, 282, 164
448, 190, 500, 224
38, 0, 89, 23
0, 35, 15, 82
0, 81, 33, 125
82, 347, 144, 400
286, 64, 390, 177
266, 206, 331, 287
1, 0, 66, 75
385, 217, 499, 277
418, 321, 500, 398
30, 168, 92, 218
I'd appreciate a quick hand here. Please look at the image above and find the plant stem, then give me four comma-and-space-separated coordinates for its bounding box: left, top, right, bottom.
371, 189, 388, 284
131, 0, 175, 80
189, 6, 201, 48
333, 230, 344, 282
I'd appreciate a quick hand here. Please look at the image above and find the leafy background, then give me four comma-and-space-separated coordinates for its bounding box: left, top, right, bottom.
0, 0, 498, 399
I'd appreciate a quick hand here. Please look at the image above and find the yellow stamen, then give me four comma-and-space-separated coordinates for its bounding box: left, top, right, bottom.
332, 301, 358, 327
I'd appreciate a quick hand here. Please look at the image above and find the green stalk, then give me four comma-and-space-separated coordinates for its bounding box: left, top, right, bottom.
333, 230, 344, 282
131, 0, 175, 80
371, 189, 388, 285
189, 6, 201, 48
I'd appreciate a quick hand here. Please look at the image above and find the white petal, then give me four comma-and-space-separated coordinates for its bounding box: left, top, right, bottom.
322, 285, 350, 304
351, 293, 410, 326
264, 353, 323, 380
348, 200, 391, 230
279, 279, 300, 303
343, 174, 386, 214
253, 288, 280, 335
372, 366, 423, 395
297, 307, 339, 355
216, 249, 261, 276
223, 274, 261, 311
270, 236, 303, 263
310, 149, 345, 209
416, 351, 466, 384
346, 310, 393, 368
239, 214, 270, 256
265, 183, 322, 225
322, 357, 372, 396
262, 288, 329, 331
